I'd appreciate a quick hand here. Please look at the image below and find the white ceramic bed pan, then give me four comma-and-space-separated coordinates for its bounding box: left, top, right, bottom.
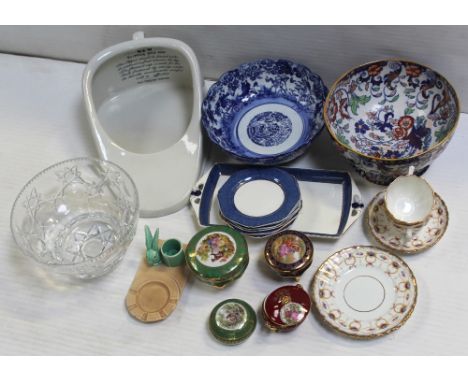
83, 31, 204, 217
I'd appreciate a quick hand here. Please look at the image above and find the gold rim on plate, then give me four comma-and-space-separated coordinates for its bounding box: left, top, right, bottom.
310, 245, 418, 340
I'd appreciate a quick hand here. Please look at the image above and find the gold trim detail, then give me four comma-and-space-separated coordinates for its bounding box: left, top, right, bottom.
310, 245, 418, 340
383, 174, 436, 227
366, 192, 449, 255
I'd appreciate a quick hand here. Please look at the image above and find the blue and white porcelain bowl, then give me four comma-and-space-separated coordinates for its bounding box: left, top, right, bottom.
324, 60, 460, 185
202, 59, 327, 165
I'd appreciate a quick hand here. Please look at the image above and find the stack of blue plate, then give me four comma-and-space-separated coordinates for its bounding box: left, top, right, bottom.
217, 167, 302, 238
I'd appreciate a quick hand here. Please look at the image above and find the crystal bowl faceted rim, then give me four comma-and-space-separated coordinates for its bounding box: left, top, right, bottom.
10, 157, 140, 268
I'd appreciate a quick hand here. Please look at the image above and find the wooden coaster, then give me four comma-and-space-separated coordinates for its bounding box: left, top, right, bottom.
126, 239, 188, 323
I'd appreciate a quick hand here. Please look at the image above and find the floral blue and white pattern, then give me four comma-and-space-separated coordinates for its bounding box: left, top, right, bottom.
202, 59, 327, 165
325, 60, 459, 184
247, 111, 292, 147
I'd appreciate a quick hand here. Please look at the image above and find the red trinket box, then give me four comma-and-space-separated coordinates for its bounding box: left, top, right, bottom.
262, 284, 311, 331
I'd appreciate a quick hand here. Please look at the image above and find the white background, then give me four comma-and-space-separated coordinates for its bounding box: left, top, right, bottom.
0, 49, 467, 355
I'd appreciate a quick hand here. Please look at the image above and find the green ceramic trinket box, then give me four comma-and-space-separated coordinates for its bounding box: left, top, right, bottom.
209, 299, 257, 345
185, 225, 249, 288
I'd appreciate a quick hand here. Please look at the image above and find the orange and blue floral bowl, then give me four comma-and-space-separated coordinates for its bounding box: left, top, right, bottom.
324, 59, 460, 185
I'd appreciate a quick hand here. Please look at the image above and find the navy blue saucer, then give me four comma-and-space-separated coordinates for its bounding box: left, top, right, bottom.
217, 167, 301, 228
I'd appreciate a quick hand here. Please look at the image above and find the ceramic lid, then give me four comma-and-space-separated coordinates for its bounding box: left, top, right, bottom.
262, 284, 311, 331
209, 299, 257, 345
185, 225, 249, 287
264, 230, 313, 278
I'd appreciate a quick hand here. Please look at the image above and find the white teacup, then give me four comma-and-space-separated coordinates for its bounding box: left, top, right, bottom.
384, 174, 435, 239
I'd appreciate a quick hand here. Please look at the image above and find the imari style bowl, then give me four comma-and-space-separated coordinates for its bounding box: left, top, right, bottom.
264, 230, 313, 279
209, 299, 257, 345
185, 225, 249, 288
10, 158, 139, 279
202, 59, 327, 165
262, 284, 311, 331
324, 60, 460, 185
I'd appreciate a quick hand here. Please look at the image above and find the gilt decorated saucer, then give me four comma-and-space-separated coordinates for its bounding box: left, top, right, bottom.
311, 246, 417, 339
367, 191, 448, 254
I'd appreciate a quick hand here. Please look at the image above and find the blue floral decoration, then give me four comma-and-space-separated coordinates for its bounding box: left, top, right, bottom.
247, 111, 292, 147
202, 59, 327, 165
354, 119, 370, 134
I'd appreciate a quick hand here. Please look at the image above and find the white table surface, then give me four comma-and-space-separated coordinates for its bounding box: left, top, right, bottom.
1, 53, 467, 355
